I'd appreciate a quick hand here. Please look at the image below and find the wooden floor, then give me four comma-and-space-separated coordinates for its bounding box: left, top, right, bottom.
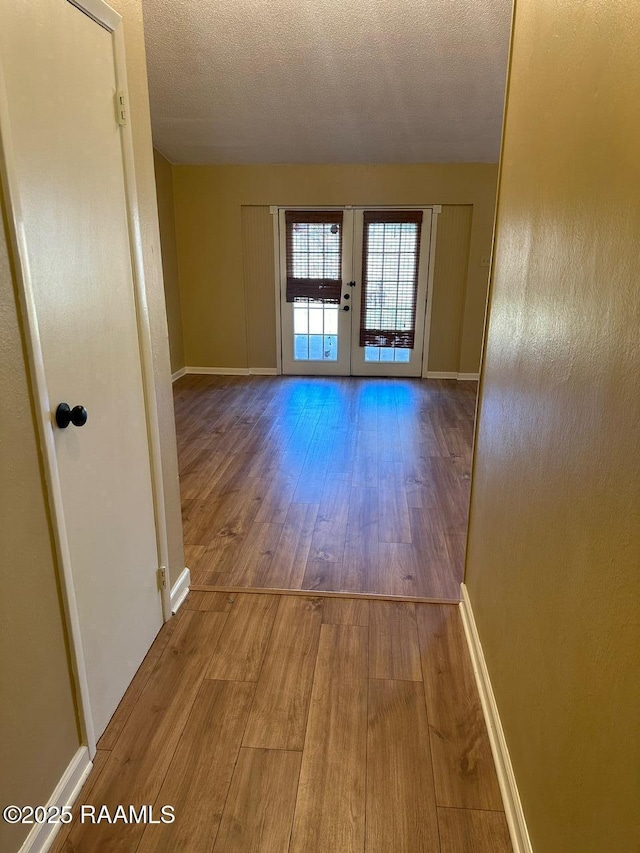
174, 375, 477, 600
53, 592, 511, 853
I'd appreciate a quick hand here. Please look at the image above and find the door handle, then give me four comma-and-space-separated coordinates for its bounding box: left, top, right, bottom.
56, 403, 88, 429
343, 293, 350, 300
347, 280, 356, 287
342, 305, 350, 311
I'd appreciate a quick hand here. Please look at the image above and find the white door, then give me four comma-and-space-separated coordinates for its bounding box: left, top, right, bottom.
279, 208, 434, 377
279, 208, 354, 375
350, 209, 433, 377
0, 0, 163, 738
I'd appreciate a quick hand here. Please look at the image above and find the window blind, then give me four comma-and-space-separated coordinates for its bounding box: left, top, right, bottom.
359, 210, 423, 349
285, 211, 343, 304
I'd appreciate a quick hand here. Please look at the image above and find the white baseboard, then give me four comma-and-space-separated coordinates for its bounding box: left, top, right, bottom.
457, 372, 480, 381
425, 370, 458, 379
170, 567, 191, 614
171, 366, 187, 382
425, 370, 479, 381
19, 746, 92, 853
185, 366, 251, 376
183, 366, 279, 377
459, 584, 533, 853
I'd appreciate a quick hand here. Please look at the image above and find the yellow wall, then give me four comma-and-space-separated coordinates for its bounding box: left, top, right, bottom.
172, 164, 497, 373
154, 149, 185, 374
465, 1, 640, 851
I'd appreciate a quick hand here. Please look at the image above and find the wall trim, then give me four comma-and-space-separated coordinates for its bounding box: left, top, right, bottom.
18, 746, 92, 853
426, 370, 458, 379
170, 567, 191, 614
183, 366, 278, 376
459, 583, 533, 853
186, 366, 251, 375
426, 371, 480, 381
182, 367, 478, 381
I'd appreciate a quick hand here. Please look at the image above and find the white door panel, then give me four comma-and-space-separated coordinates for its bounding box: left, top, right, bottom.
350, 209, 433, 377
0, 0, 163, 737
280, 209, 354, 375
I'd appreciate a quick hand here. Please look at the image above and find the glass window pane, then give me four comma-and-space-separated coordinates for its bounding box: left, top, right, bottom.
324, 308, 338, 334
294, 335, 309, 360
308, 335, 323, 360
365, 346, 380, 362
323, 335, 338, 361
379, 348, 394, 362
308, 308, 323, 334
394, 348, 410, 363
293, 306, 308, 334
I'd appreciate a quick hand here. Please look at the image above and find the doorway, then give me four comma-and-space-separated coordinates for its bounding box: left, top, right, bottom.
278, 207, 438, 376
0, 0, 166, 748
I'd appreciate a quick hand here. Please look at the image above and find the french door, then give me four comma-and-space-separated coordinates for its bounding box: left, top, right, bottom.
279, 207, 435, 376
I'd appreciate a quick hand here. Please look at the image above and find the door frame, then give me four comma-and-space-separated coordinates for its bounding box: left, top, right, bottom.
271, 205, 441, 376
0, 0, 172, 757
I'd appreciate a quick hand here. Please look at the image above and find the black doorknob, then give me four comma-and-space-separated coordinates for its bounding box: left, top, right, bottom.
56, 403, 88, 429
342, 305, 350, 311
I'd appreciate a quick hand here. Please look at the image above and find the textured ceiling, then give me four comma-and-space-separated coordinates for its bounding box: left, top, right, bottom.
142, 0, 512, 165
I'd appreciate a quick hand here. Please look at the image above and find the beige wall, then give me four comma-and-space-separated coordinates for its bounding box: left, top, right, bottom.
154, 148, 185, 374
465, 1, 640, 851
172, 164, 497, 373
0, 189, 80, 853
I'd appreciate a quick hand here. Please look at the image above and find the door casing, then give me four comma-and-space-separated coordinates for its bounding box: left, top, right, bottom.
0, 0, 172, 757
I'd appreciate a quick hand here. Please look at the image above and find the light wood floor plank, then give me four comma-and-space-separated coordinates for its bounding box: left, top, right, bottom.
226, 521, 283, 587
243, 596, 323, 750
206, 593, 279, 681
369, 601, 423, 681
366, 678, 440, 852
137, 680, 255, 853
185, 589, 235, 612
437, 807, 513, 853
213, 748, 302, 853
301, 560, 344, 592
416, 604, 504, 810
378, 482, 412, 544
322, 596, 370, 626
289, 623, 368, 853
265, 502, 319, 589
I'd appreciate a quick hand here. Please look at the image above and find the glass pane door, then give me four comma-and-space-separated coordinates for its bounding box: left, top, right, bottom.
280, 209, 353, 375
350, 209, 433, 377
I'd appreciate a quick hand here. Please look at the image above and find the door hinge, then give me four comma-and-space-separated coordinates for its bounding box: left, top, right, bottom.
115, 90, 127, 127
157, 567, 167, 591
